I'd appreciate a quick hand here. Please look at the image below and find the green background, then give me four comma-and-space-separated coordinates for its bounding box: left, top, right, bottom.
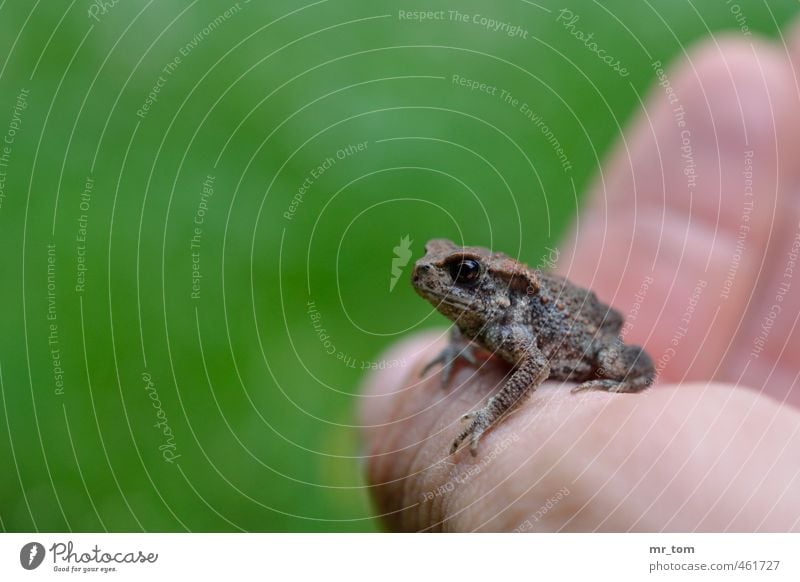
0, 0, 796, 532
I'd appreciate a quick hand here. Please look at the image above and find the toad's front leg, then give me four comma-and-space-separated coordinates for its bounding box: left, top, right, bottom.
451, 346, 550, 456
421, 327, 481, 389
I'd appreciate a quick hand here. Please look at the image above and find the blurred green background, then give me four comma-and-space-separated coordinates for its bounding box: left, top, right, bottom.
0, 0, 796, 532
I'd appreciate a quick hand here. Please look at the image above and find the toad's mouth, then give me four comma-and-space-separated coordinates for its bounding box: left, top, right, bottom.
434, 294, 482, 313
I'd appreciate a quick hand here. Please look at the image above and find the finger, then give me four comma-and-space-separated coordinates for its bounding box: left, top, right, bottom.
360, 336, 800, 531
558, 37, 800, 384
359, 331, 618, 531
722, 22, 800, 404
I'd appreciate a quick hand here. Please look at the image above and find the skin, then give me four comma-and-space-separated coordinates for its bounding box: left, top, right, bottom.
412, 239, 654, 454
359, 27, 800, 531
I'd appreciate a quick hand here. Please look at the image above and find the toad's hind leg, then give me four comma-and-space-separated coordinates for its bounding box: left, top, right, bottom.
571, 343, 655, 394
451, 347, 549, 456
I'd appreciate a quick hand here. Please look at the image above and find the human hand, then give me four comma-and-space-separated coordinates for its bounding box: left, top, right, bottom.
359, 29, 800, 532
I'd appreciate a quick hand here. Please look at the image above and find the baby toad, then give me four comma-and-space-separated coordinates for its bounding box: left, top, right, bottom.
412, 239, 655, 455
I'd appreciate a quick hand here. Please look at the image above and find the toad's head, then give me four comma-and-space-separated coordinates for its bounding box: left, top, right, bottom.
411, 239, 538, 334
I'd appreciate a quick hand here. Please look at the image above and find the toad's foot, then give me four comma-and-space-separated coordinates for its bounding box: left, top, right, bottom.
570, 377, 650, 394
421, 331, 479, 389
450, 409, 493, 456
449, 346, 550, 456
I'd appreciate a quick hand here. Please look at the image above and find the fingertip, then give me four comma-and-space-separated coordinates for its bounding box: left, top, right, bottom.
358, 330, 444, 436
357, 330, 451, 531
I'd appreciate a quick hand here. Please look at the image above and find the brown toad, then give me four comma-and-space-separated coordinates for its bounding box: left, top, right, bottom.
412, 239, 655, 455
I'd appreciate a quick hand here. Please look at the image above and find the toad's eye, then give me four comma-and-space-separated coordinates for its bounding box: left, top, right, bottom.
447, 258, 482, 287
